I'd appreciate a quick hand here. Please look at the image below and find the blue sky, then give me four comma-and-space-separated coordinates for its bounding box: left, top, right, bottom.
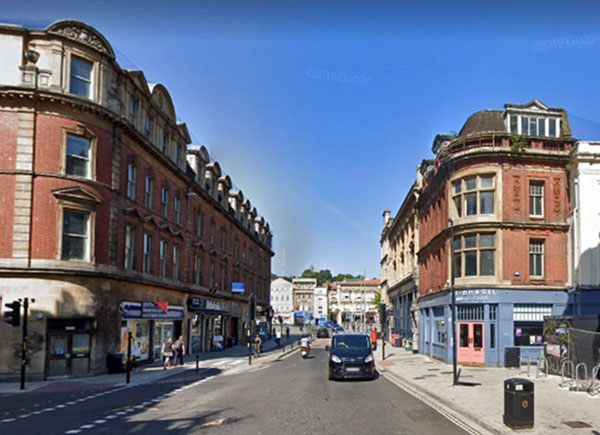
3, 0, 600, 278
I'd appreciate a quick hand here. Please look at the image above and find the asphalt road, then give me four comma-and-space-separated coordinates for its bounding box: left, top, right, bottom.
0, 340, 468, 435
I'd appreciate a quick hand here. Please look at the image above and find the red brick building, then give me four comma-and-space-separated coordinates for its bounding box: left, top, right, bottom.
0, 20, 272, 379
417, 100, 573, 366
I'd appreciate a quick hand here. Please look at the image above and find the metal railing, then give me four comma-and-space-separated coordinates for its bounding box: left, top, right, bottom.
536, 356, 548, 379
572, 363, 588, 392
559, 360, 575, 389
589, 365, 600, 397
519, 356, 531, 377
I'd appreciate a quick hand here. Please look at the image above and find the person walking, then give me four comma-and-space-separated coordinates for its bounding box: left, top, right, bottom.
370, 328, 378, 351
162, 337, 174, 369
285, 327, 290, 339
174, 335, 186, 366
254, 333, 262, 357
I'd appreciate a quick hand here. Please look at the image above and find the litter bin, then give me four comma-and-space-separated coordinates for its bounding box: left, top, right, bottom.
106, 352, 125, 373
504, 378, 534, 429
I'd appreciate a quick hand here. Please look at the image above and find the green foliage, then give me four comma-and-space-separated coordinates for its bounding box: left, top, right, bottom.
301, 268, 333, 285
333, 273, 363, 282
372, 290, 382, 310
510, 134, 526, 152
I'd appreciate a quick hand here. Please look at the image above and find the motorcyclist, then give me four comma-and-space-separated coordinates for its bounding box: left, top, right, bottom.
300, 334, 311, 349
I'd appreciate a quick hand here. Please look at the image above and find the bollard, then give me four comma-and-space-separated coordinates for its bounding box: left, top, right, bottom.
196, 354, 200, 372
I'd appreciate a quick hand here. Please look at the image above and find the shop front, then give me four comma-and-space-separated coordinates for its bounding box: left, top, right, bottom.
120, 301, 185, 363
187, 296, 231, 354
418, 289, 568, 367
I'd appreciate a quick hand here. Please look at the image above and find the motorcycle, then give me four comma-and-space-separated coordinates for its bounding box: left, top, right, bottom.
300, 337, 310, 359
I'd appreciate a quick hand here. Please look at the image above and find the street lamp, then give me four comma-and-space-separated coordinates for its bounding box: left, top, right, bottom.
449, 218, 458, 386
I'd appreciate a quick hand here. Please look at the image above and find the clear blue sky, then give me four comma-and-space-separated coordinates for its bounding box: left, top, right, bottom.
4, 0, 600, 278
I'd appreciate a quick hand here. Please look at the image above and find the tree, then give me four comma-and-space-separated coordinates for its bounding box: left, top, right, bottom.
372, 290, 382, 310
301, 268, 333, 285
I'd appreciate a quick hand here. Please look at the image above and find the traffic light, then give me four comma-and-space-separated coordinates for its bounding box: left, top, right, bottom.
379, 303, 387, 325
248, 294, 256, 321
4, 300, 21, 327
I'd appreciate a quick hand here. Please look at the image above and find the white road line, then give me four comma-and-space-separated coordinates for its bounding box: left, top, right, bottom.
211, 360, 229, 366
230, 359, 244, 366
1, 418, 16, 423
80, 424, 94, 429
93, 420, 106, 424
105, 415, 117, 420
65, 430, 81, 434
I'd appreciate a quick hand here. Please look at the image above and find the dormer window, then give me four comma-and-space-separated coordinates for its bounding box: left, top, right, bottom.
70, 56, 93, 98
507, 113, 559, 138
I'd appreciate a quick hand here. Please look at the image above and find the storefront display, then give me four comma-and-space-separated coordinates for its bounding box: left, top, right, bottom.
120, 300, 184, 362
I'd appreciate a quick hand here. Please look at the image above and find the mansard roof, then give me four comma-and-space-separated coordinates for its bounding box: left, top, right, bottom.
458, 110, 505, 137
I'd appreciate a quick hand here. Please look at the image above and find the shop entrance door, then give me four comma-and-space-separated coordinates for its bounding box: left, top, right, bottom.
46, 332, 91, 378
457, 322, 485, 366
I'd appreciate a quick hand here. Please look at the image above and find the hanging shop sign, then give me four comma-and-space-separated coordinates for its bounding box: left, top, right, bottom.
120, 301, 185, 320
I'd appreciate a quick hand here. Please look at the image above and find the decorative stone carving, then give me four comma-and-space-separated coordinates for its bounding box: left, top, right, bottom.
553, 177, 561, 214
513, 175, 521, 212
47, 21, 115, 58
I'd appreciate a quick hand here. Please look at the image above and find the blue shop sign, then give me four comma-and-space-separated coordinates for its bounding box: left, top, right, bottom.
120, 301, 185, 320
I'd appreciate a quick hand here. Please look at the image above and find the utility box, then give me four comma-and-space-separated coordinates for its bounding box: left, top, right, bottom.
505, 347, 520, 368
504, 378, 534, 429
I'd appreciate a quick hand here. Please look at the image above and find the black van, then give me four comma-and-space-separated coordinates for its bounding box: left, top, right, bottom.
327, 334, 375, 381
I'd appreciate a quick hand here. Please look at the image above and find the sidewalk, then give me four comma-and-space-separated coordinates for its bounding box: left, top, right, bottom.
0, 335, 301, 395
375, 345, 600, 434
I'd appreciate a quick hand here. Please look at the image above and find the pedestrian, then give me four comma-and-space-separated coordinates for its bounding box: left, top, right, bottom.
370, 328, 378, 351
162, 337, 174, 369
254, 333, 262, 357
173, 335, 186, 366
285, 327, 290, 339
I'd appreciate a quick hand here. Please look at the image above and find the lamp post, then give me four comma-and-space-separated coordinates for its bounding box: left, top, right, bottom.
449, 218, 458, 386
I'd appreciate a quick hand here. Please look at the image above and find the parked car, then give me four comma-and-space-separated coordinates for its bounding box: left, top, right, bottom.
316, 328, 329, 338
327, 334, 375, 381
334, 326, 344, 333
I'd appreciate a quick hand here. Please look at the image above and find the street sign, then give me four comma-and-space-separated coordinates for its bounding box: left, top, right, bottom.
232, 282, 245, 293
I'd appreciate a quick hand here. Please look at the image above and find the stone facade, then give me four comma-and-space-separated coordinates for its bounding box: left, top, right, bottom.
0, 20, 273, 380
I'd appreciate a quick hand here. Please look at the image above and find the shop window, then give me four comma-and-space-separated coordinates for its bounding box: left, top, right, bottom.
514, 322, 544, 346
489, 304, 497, 321
457, 305, 484, 321
453, 232, 495, 277
435, 320, 446, 344
70, 55, 93, 98
61, 209, 90, 261
490, 323, 496, 349
124, 225, 136, 269
452, 174, 495, 218
65, 135, 92, 178
529, 240, 545, 278
529, 182, 544, 217
513, 304, 551, 321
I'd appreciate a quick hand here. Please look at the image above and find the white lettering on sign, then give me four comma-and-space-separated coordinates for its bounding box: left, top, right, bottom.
456, 289, 497, 302
206, 300, 221, 311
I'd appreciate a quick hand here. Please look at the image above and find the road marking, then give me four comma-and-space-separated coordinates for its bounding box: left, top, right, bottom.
65, 430, 81, 434
93, 419, 106, 424
1, 419, 16, 423
230, 359, 244, 366
80, 425, 94, 429
212, 360, 229, 366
